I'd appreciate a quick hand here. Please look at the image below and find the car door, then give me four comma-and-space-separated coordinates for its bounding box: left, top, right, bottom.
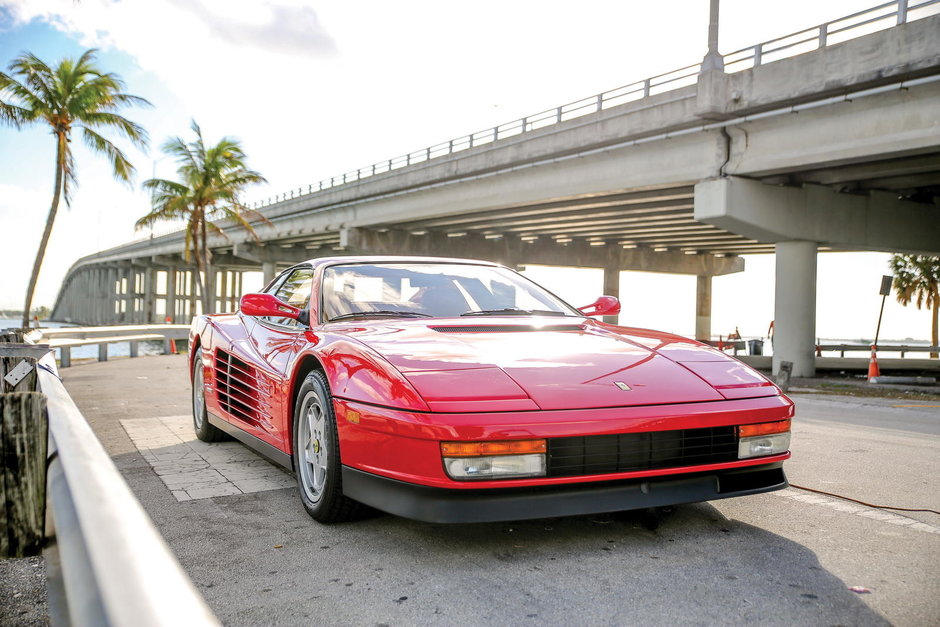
246, 266, 314, 447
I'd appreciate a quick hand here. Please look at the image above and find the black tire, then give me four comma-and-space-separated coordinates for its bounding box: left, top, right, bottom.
192, 348, 226, 442
293, 370, 360, 523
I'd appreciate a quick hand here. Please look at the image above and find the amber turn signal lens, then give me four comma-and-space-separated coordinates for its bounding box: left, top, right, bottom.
440, 439, 547, 458
739, 419, 791, 438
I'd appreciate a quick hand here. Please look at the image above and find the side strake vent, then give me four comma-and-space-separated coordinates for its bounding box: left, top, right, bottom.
214, 350, 272, 427
431, 325, 584, 333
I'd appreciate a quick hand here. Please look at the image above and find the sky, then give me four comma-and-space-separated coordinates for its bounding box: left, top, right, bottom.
0, 0, 934, 341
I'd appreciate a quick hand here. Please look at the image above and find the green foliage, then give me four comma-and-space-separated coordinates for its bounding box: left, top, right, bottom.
1, 48, 151, 327
890, 254, 939, 351
136, 121, 267, 311
0, 49, 151, 202
889, 255, 940, 311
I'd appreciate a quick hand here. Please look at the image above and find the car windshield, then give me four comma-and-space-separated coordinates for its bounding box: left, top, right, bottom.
322, 262, 579, 321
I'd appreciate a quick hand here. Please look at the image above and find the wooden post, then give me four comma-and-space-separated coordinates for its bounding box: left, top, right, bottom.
0, 391, 48, 557
1, 331, 38, 393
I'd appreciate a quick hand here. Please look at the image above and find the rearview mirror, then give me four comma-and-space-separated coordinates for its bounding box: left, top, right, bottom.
578, 295, 621, 318
240, 293, 308, 325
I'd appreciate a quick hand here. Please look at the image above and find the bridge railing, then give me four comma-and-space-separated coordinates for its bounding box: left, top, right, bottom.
239, 0, 938, 212
124, 0, 939, 246
724, 0, 939, 71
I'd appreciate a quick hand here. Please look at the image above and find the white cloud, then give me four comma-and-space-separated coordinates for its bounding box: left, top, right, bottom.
167, 0, 336, 57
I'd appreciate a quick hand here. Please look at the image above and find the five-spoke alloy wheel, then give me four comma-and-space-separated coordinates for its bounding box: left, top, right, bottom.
292, 370, 359, 522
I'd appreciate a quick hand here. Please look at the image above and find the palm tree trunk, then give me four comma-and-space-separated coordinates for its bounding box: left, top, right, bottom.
931, 300, 938, 359
201, 215, 212, 314
22, 134, 65, 328
191, 217, 207, 318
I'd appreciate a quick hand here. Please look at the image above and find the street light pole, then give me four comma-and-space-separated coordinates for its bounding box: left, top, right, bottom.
702, 0, 724, 71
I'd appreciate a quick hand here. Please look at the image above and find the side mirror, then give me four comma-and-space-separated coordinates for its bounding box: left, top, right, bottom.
240, 293, 309, 325
578, 295, 621, 318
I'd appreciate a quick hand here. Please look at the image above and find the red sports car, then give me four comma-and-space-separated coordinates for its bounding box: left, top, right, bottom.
189, 256, 792, 523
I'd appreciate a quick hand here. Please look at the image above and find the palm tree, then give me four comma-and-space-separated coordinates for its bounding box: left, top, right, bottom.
889, 254, 939, 358
0, 49, 150, 328
136, 121, 267, 314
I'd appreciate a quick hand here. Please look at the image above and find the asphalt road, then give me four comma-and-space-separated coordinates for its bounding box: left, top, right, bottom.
60, 355, 940, 626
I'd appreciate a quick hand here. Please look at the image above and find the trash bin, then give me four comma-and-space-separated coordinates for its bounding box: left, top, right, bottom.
748, 339, 764, 355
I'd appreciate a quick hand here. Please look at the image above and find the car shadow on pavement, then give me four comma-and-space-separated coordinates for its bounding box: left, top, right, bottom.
142, 474, 890, 626
359, 502, 890, 625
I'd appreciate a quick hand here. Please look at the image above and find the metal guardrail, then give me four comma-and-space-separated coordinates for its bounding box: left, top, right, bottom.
816, 343, 940, 357
240, 0, 939, 211
34, 350, 220, 626
38, 325, 190, 367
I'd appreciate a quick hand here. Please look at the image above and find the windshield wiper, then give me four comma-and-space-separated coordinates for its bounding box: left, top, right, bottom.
328, 310, 432, 322
460, 308, 569, 317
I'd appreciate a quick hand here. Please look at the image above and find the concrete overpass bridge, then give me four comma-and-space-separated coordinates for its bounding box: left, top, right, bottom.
51, 1, 940, 376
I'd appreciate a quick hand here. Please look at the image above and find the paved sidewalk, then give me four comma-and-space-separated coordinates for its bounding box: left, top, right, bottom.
121, 415, 293, 501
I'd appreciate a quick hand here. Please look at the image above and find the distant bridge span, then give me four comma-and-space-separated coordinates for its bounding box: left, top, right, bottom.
52, 2, 940, 376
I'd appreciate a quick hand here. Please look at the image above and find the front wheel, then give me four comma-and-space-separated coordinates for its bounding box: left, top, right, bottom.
192, 348, 226, 442
293, 370, 360, 523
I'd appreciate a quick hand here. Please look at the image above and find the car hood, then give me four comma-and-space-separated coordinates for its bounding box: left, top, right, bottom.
335, 319, 773, 410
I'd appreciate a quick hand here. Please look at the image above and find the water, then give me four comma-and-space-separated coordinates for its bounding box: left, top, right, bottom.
0, 318, 167, 361
2, 318, 930, 362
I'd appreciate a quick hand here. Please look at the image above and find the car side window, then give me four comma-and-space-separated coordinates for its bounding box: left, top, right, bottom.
263, 267, 313, 328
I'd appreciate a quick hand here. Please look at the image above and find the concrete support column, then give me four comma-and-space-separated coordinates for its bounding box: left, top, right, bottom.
78, 270, 87, 323
603, 266, 620, 325
121, 266, 131, 323
262, 261, 277, 286
233, 271, 242, 310
143, 266, 155, 324
695, 275, 712, 341
93, 268, 102, 324
773, 241, 818, 377
107, 267, 118, 322
165, 268, 177, 324
189, 270, 198, 318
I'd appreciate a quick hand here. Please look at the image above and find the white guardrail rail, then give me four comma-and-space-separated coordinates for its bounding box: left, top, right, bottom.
0, 331, 220, 625
39, 325, 190, 367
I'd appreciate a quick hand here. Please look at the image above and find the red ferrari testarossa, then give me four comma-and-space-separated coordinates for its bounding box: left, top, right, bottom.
190, 257, 792, 523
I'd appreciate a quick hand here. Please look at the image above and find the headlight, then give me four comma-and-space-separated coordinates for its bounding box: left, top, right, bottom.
441, 439, 547, 480
444, 454, 546, 480
738, 420, 791, 459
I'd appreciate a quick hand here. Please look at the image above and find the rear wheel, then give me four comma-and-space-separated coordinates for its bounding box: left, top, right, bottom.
192, 348, 226, 442
293, 370, 360, 523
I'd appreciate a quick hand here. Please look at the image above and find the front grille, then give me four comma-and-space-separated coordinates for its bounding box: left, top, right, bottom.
547, 426, 737, 477
214, 350, 272, 427
431, 324, 583, 333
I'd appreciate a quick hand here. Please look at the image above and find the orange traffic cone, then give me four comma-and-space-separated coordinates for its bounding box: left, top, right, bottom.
867, 345, 880, 381
166, 316, 177, 354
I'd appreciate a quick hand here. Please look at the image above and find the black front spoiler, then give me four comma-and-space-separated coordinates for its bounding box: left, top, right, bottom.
342, 462, 788, 524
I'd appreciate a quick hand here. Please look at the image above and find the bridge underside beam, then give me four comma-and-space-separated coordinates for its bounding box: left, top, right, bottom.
695, 176, 940, 254
340, 227, 744, 276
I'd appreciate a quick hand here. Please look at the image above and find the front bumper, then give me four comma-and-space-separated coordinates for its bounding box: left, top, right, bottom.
342, 461, 787, 523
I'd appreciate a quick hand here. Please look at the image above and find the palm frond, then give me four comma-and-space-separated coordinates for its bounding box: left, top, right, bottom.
81, 126, 135, 182
80, 111, 149, 149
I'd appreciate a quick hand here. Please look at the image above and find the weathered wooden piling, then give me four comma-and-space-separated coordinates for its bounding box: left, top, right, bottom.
0, 392, 48, 557
1, 328, 49, 557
